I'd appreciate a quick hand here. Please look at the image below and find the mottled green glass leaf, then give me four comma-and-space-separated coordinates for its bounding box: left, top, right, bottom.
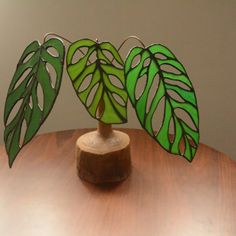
4, 38, 65, 167
66, 39, 127, 124
125, 44, 199, 161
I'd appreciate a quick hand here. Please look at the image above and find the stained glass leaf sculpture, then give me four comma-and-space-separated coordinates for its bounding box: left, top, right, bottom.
4, 38, 65, 167
66, 39, 128, 124
125, 44, 199, 161
3, 34, 201, 167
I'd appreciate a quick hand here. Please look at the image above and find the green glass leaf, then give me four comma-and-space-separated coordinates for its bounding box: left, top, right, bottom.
125, 44, 199, 161
4, 38, 65, 167
66, 39, 128, 124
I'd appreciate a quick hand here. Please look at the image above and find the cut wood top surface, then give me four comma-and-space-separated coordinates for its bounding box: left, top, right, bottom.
76, 130, 130, 154
0, 128, 235, 236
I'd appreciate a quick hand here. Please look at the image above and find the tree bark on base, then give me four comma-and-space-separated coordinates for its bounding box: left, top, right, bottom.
76, 130, 131, 184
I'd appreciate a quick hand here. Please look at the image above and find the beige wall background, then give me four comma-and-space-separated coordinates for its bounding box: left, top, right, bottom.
0, 0, 235, 160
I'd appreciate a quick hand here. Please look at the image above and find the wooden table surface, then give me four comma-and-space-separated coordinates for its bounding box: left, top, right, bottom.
0, 128, 235, 236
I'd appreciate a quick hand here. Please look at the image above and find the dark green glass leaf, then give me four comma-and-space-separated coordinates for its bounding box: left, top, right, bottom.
125, 44, 199, 161
4, 38, 65, 167
66, 39, 127, 124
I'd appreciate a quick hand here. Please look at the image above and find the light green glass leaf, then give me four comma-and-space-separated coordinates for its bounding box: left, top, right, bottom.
66, 39, 127, 124
4, 38, 65, 167
125, 44, 199, 161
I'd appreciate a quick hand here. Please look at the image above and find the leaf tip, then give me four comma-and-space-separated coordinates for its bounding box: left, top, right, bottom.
8, 156, 15, 168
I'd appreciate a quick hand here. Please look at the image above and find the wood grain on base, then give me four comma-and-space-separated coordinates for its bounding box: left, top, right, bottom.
0, 128, 235, 236
76, 130, 131, 184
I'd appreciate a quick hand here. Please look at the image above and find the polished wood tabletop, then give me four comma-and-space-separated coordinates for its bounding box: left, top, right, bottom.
0, 128, 235, 236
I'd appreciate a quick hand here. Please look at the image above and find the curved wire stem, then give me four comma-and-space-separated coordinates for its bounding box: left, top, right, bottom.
43, 32, 72, 44
117, 36, 146, 52
43, 32, 91, 63
110, 36, 145, 63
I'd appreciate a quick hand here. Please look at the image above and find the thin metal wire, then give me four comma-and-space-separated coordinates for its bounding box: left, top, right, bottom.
43, 34, 145, 64
43, 32, 72, 44
117, 36, 146, 52
110, 36, 145, 63
43, 32, 92, 63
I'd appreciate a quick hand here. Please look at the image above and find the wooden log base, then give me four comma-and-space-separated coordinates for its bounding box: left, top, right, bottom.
76, 130, 131, 184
